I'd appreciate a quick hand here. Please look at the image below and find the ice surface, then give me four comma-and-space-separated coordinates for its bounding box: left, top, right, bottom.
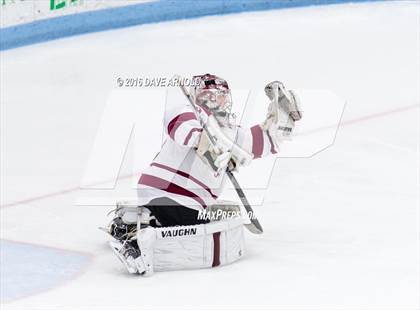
0, 240, 91, 302
0, 1, 419, 309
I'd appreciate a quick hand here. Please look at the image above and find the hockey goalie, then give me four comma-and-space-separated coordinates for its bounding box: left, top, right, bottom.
105, 74, 302, 275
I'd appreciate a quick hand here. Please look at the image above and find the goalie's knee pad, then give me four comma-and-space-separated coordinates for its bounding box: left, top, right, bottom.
112, 202, 158, 226
136, 217, 245, 273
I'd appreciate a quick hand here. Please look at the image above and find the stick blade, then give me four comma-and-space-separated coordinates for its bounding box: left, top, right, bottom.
245, 219, 264, 234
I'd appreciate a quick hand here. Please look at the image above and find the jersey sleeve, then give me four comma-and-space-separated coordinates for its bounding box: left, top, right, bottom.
236, 124, 277, 159
165, 106, 204, 148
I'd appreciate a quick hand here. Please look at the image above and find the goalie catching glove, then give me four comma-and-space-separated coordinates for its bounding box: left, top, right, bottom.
262, 81, 303, 147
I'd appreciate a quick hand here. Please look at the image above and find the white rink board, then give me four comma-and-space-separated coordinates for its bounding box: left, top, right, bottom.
0, 0, 155, 28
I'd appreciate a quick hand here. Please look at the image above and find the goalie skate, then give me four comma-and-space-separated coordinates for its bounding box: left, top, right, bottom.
109, 239, 146, 275
99, 217, 137, 241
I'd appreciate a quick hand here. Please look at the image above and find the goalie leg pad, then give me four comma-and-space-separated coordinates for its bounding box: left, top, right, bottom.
137, 217, 245, 272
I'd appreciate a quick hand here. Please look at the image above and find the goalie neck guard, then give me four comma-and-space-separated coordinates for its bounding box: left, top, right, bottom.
191, 73, 235, 126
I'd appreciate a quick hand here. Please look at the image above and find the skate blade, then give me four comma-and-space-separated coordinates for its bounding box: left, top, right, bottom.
109, 240, 138, 274
98, 226, 109, 234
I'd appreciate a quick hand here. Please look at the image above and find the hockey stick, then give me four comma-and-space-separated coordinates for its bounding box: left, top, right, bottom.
178, 81, 263, 234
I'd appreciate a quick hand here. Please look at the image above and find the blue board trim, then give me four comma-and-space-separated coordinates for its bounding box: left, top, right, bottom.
0, 0, 386, 51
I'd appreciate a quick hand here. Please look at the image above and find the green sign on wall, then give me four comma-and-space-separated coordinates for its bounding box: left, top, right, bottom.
50, 0, 78, 11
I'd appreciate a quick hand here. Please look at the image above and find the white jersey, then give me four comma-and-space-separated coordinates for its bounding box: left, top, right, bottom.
137, 100, 278, 211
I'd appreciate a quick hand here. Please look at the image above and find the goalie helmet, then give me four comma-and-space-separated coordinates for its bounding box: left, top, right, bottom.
190, 73, 234, 126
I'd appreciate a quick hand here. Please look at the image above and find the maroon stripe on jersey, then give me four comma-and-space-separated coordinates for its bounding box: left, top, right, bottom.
266, 131, 277, 154
250, 125, 264, 159
212, 232, 221, 267
150, 162, 218, 199
183, 127, 202, 145
138, 174, 208, 209
167, 112, 196, 139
